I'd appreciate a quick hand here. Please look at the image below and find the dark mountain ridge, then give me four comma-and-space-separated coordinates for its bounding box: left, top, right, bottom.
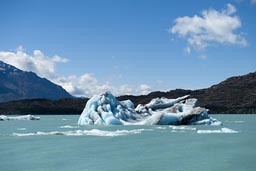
0, 71, 255, 114
0, 61, 72, 102
119, 72, 256, 114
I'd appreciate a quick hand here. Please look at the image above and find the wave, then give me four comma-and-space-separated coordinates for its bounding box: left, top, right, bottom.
12, 129, 151, 137
197, 127, 238, 134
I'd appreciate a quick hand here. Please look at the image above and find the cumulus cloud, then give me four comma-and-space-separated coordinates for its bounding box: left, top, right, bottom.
170, 4, 247, 50
55, 74, 152, 97
52, 55, 69, 63
0, 46, 152, 97
55, 74, 111, 97
0, 46, 68, 80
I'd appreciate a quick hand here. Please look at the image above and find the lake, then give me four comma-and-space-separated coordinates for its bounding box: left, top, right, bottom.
0, 114, 255, 171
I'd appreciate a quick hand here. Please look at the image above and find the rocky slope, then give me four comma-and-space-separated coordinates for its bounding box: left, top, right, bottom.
119, 72, 256, 114
0, 61, 72, 102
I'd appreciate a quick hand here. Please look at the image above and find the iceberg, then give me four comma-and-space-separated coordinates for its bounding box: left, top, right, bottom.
78, 92, 221, 126
0, 114, 40, 121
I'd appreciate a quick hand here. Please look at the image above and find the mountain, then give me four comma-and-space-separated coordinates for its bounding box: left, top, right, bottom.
0, 71, 255, 114
119, 72, 256, 114
0, 61, 72, 102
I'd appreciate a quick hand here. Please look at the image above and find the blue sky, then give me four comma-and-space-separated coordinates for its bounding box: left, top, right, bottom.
0, 0, 255, 97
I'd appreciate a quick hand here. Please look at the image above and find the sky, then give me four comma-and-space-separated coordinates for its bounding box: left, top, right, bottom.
0, 0, 255, 97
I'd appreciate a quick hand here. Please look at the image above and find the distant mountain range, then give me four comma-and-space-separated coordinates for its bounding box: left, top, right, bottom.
0, 60, 255, 114
0, 61, 72, 102
119, 71, 256, 114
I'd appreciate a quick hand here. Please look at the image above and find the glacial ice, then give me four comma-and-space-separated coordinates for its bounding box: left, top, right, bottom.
0, 114, 40, 121
78, 92, 221, 126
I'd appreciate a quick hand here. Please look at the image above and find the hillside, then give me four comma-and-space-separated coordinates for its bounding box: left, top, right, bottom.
119, 72, 256, 113
0, 72, 255, 114
0, 61, 72, 102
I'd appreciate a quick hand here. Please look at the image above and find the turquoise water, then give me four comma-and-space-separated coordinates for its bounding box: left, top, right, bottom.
0, 115, 255, 171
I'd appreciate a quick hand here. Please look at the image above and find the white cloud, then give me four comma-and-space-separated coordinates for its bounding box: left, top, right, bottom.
55, 74, 152, 97
198, 54, 207, 59
0, 46, 61, 80
52, 55, 69, 63
0, 47, 152, 97
184, 47, 191, 54
170, 4, 247, 50
120, 84, 152, 95
55, 73, 112, 97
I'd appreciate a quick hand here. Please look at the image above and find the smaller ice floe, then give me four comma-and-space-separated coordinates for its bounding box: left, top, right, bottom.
62, 118, 71, 121
171, 130, 185, 133
233, 121, 244, 123
224, 120, 244, 123
156, 126, 167, 130
59, 125, 79, 129
0, 115, 40, 121
197, 127, 238, 134
17, 128, 27, 131
12, 129, 150, 137
169, 125, 196, 131
78, 91, 221, 126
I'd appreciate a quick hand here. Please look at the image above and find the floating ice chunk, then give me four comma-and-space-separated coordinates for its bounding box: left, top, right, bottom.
156, 126, 166, 130
157, 112, 180, 125
0, 115, 8, 120
12, 129, 150, 137
17, 128, 27, 131
13, 133, 36, 136
62, 118, 71, 121
78, 91, 221, 126
169, 125, 196, 130
0, 115, 40, 121
59, 125, 79, 129
190, 118, 222, 126
145, 95, 189, 110
233, 121, 244, 123
197, 127, 238, 134
224, 120, 244, 123
78, 92, 138, 125
121, 100, 135, 109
